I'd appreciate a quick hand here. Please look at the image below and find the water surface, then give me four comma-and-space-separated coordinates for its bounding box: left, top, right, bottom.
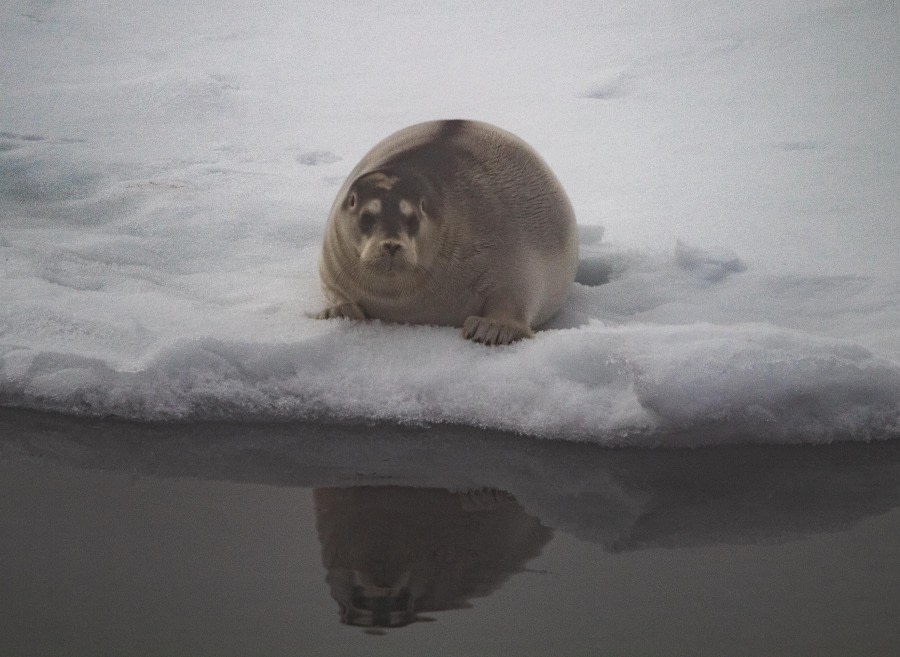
2, 410, 899, 656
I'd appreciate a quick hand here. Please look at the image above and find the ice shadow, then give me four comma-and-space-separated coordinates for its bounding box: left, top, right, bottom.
3, 409, 898, 553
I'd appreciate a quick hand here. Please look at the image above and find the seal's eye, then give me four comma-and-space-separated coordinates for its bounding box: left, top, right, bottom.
348, 193, 357, 210
405, 215, 419, 236
419, 198, 427, 214
359, 212, 376, 234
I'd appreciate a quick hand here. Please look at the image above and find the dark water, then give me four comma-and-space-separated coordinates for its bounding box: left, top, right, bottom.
2, 410, 899, 656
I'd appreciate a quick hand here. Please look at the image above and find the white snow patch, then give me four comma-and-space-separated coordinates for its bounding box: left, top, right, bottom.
1, 0, 898, 445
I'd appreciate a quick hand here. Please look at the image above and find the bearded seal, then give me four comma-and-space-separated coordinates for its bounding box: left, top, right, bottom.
317, 120, 578, 345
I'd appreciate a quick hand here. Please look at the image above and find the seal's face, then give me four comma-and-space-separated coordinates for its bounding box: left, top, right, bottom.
340, 171, 433, 279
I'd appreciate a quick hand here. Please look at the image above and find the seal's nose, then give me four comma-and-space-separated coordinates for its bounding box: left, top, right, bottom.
382, 241, 401, 256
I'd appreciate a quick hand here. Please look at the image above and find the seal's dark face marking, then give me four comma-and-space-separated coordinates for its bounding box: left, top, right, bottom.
359, 211, 376, 235
342, 170, 434, 275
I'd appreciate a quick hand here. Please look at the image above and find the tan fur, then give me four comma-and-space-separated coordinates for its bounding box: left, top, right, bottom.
317, 120, 578, 345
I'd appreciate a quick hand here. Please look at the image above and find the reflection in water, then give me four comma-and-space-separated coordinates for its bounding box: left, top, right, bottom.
313, 487, 552, 629
1, 410, 899, 653
2, 409, 897, 553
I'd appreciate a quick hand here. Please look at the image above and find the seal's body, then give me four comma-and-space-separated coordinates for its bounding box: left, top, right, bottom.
317, 120, 577, 345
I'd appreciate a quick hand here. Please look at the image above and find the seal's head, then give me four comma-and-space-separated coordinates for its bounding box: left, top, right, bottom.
336, 170, 437, 284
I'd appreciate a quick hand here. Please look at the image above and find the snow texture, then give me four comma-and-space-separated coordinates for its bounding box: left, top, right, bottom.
1, 1, 899, 445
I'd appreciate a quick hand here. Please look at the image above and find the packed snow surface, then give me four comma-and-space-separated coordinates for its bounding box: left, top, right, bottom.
2, 1, 898, 445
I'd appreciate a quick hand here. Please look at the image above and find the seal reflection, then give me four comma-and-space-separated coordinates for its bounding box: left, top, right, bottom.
313, 486, 552, 629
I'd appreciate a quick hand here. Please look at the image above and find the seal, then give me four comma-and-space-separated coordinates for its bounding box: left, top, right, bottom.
317, 119, 578, 345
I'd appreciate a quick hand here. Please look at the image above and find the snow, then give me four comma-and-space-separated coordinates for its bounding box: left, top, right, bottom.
1, 0, 898, 445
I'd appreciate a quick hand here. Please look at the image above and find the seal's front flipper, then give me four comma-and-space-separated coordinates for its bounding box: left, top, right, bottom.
316, 303, 366, 321
462, 315, 532, 346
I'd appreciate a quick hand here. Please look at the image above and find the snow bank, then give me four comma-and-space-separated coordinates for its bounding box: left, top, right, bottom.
2, 222, 897, 444
2, 1, 898, 445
